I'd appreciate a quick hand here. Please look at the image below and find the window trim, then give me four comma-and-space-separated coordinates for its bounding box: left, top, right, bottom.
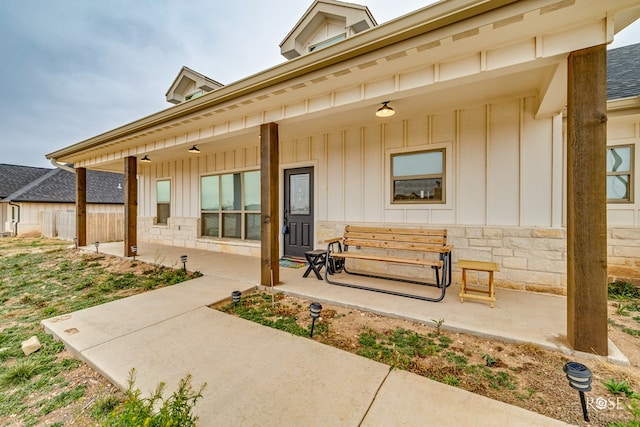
606, 144, 634, 204
200, 169, 261, 241
385, 142, 452, 210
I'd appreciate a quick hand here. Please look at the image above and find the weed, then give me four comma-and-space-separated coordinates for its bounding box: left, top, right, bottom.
617, 303, 631, 316
609, 281, 640, 299
602, 379, 639, 398
442, 375, 460, 386
38, 385, 86, 415
482, 353, 497, 367
608, 397, 640, 427
0, 359, 41, 386
91, 395, 122, 419
431, 318, 445, 335
623, 327, 640, 337
101, 369, 206, 427
445, 351, 468, 368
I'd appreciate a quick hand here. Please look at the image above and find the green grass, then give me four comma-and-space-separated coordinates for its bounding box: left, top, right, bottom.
0, 237, 200, 426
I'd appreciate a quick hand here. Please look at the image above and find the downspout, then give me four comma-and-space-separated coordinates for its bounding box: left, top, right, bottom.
50, 158, 75, 173
8, 202, 19, 237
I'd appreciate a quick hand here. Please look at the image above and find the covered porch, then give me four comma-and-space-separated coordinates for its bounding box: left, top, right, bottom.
90, 240, 628, 365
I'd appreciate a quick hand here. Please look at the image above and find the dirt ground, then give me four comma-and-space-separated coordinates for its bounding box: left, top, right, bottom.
215, 291, 640, 427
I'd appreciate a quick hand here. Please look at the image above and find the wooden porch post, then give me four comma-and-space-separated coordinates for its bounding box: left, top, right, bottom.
75, 167, 87, 247
124, 156, 137, 257
260, 123, 280, 286
566, 45, 608, 355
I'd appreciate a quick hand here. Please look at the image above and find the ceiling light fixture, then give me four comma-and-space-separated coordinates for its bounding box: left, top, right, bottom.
140, 155, 151, 163
188, 145, 200, 153
375, 101, 395, 118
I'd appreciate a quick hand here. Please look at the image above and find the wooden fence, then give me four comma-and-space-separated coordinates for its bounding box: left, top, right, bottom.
42, 211, 124, 243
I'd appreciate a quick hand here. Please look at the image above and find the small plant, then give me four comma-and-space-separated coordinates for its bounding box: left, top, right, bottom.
432, 318, 445, 336
0, 359, 40, 386
102, 369, 206, 427
602, 379, 639, 398
442, 374, 460, 386
482, 353, 497, 367
617, 303, 631, 316
608, 281, 640, 299
608, 397, 640, 427
91, 395, 123, 419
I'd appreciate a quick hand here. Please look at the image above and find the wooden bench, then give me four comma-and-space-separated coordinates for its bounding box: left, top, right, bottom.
324, 226, 453, 302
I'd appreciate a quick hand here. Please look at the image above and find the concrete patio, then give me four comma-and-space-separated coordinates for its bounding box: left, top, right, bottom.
42, 241, 625, 425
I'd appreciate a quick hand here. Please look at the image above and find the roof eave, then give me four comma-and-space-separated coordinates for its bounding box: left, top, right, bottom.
46, 0, 519, 161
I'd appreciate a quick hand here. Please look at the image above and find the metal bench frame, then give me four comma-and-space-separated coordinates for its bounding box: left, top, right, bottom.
323, 226, 452, 302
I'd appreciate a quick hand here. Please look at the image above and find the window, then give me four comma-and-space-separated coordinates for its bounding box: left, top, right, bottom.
201, 170, 260, 240
156, 180, 171, 224
391, 149, 445, 203
309, 34, 346, 53
607, 145, 634, 203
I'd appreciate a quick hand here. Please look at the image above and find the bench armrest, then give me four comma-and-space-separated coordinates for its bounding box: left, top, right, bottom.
324, 237, 342, 244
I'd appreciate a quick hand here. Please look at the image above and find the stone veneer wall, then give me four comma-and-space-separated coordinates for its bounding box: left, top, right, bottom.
139, 217, 260, 258
317, 222, 640, 295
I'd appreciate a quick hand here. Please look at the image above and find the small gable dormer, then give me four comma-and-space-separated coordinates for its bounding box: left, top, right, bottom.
280, 0, 376, 60
165, 66, 224, 105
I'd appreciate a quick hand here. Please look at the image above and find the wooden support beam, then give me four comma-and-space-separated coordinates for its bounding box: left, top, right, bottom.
124, 156, 137, 257
75, 167, 87, 247
566, 45, 608, 355
260, 123, 280, 287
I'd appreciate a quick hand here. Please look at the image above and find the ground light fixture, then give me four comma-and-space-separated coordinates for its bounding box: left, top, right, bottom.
309, 302, 322, 337
563, 361, 593, 422
94, 241, 100, 253
180, 255, 188, 272
130, 245, 137, 261
140, 155, 151, 163
188, 145, 200, 153
231, 290, 242, 305
375, 101, 395, 118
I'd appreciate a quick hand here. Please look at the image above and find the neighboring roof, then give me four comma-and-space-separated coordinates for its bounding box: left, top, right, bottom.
607, 43, 640, 100
2, 166, 124, 204
0, 164, 51, 198
166, 66, 224, 105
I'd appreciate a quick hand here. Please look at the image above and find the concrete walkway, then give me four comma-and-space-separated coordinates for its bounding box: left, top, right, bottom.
43, 241, 595, 425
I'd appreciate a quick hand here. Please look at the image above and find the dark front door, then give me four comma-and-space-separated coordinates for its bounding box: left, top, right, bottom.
283, 167, 314, 258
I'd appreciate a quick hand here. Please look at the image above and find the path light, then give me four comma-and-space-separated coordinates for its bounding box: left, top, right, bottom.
309, 302, 322, 338
73, 237, 78, 249
130, 245, 137, 261
180, 255, 188, 272
94, 241, 100, 253
231, 291, 242, 305
563, 361, 592, 422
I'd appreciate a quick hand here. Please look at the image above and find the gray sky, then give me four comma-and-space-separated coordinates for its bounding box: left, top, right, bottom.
0, 1, 638, 168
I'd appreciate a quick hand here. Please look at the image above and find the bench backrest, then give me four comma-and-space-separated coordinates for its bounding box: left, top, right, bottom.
343, 226, 450, 253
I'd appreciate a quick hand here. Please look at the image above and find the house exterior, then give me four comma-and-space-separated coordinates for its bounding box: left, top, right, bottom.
46, 0, 640, 355
0, 164, 124, 239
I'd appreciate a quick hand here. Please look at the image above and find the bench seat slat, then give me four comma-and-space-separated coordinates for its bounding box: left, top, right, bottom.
332, 252, 444, 267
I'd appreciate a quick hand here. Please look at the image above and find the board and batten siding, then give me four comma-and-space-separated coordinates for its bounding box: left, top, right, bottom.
136, 96, 640, 291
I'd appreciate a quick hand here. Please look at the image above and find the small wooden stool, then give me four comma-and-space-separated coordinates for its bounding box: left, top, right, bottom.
457, 260, 500, 308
